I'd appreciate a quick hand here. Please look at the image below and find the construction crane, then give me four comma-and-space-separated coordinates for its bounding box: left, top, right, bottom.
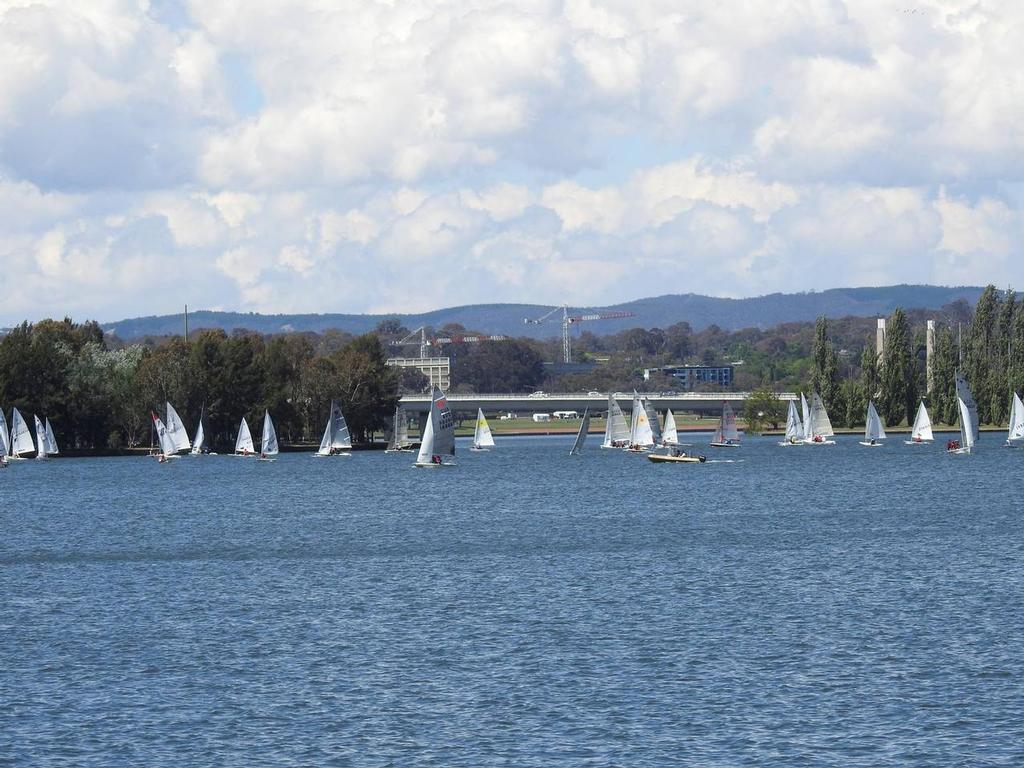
523, 306, 635, 363
390, 326, 508, 358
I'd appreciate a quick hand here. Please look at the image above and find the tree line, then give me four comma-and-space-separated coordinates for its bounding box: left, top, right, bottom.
0, 320, 399, 450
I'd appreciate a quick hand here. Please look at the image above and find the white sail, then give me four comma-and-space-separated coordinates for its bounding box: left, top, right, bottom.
234, 417, 255, 454
0, 409, 9, 457
631, 399, 656, 448
713, 402, 740, 444
955, 371, 979, 450
261, 410, 279, 456
388, 406, 411, 451
569, 409, 590, 455
784, 400, 802, 441
191, 408, 205, 455
1008, 392, 1024, 443
662, 409, 678, 445
628, 391, 642, 444
153, 414, 179, 457
807, 392, 834, 439
910, 402, 933, 442
318, 400, 352, 455
165, 402, 191, 452
34, 414, 47, 457
602, 395, 630, 447
10, 408, 34, 456
864, 401, 887, 441
800, 393, 812, 441
416, 386, 454, 464
642, 398, 662, 445
44, 419, 58, 455
472, 408, 495, 449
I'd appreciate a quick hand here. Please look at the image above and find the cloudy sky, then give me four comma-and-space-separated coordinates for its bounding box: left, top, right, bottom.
1, 0, 1022, 324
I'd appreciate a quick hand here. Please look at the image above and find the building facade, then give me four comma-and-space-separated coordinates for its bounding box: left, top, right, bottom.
643, 364, 734, 390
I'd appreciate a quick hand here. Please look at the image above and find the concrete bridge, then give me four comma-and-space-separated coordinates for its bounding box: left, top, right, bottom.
398, 391, 798, 416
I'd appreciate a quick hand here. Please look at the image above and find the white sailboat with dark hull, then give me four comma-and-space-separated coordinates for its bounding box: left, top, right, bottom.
803, 392, 836, 445
470, 408, 495, 451
191, 406, 216, 455
33, 415, 49, 459
569, 409, 590, 456
948, 371, 979, 455
1006, 392, 1024, 447
710, 402, 740, 448
859, 401, 887, 446
151, 412, 181, 462
165, 402, 191, 455
44, 419, 58, 456
316, 400, 352, 456
626, 393, 660, 452
905, 402, 934, 445
601, 395, 630, 449
414, 386, 456, 467
779, 399, 804, 446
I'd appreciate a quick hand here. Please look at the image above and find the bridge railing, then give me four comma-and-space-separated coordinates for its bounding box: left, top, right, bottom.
399, 391, 799, 401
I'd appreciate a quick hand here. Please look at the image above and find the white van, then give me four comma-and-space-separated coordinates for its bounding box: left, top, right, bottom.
532, 413, 551, 422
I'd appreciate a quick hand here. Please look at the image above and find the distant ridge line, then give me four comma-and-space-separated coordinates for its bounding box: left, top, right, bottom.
100, 284, 986, 341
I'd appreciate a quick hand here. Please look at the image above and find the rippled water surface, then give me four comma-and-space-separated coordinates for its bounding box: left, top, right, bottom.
2, 435, 1023, 766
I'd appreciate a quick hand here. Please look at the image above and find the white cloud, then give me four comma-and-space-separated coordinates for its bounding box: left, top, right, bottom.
2, 0, 1024, 325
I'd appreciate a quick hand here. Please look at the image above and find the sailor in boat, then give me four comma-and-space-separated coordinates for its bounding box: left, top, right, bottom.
946, 439, 960, 452
868, 438, 877, 446
431, 454, 442, 465
813, 435, 824, 443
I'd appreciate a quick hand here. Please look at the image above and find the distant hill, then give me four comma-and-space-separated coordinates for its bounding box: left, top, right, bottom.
102, 284, 986, 341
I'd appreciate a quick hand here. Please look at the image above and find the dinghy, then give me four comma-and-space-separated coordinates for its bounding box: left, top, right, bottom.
414, 386, 455, 467
33, 415, 48, 459
947, 372, 979, 455
315, 400, 352, 456
259, 410, 279, 461
44, 418, 58, 456
859, 401, 887, 446
625, 393, 660, 452
803, 392, 836, 445
661, 409, 679, 446
470, 408, 495, 451
904, 402, 934, 445
191, 406, 216, 455
0, 410, 10, 460
569, 408, 590, 456
710, 402, 741, 448
778, 399, 804, 446
165, 402, 191, 454
151, 412, 181, 461
1006, 392, 1024, 447
385, 406, 416, 453
233, 417, 256, 456
601, 395, 630, 449
8, 408, 34, 459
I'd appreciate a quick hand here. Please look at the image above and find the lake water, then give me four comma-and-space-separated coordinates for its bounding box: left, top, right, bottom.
2, 435, 1023, 766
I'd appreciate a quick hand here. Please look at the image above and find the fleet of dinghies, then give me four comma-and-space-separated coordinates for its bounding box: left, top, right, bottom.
5, 374, 1023, 468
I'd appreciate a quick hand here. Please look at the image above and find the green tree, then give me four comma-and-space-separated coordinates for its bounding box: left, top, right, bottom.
809, 317, 839, 413
743, 387, 784, 433
879, 308, 917, 426
965, 285, 999, 423
330, 334, 399, 442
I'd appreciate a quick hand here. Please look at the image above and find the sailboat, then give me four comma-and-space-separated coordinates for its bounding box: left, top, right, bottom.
8, 408, 34, 459
316, 400, 352, 456
1006, 392, 1024, 447
414, 386, 455, 467
625, 392, 657, 452
859, 401, 887, 446
44, 418, 58, 456
948, 371, 979, 455
191, 406, 216, 455
601, 395, 630, 449
470, 408, 495, 451
569, 408, 590, 456
385, 406, 415, 453
151, 412, 181, 461
803, 392, 836, 445
661, 409, 679, 446
165, 402, 191, 454
779, 399, 804, 446
259, 411, 279, 461
0, 409, 10, 460
33, 415, 48, 459
904, 402, 934, 445
710, 402, 741, 448
233, 417, 256, 456
800, 392, 811, 442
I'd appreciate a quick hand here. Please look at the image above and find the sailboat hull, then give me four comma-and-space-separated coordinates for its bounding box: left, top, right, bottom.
647, 453, 705, 464
858, 441, 884, 447
469, 446, 489, 452
413, 461, 456, 468
803, 439, 836, 446
709, 441, 740, 448
904, 440, 932, 445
